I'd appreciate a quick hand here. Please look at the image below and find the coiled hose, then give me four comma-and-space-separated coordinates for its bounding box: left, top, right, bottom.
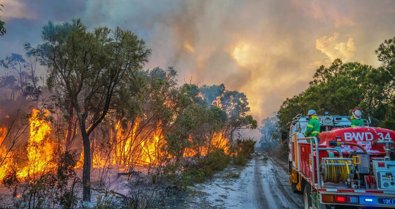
323, 159, 350, 183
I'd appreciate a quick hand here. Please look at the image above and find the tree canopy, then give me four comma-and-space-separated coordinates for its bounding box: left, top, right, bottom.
278, 36, 395, 136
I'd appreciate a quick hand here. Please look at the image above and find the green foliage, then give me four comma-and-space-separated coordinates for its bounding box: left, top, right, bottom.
279, 36, 395, 134
33, 19, 151, 131
376, 37, 395, 67
374, 37, 395, 129
205, 149, 231, 171
165, 83, 229, 159
232, 139, 256, 166
279, 59, 367, 128
177, 149, 230, 187
164, 81, 256, 160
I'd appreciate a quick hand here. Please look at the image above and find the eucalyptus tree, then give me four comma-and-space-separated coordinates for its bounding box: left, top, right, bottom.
31, 20, 150, 201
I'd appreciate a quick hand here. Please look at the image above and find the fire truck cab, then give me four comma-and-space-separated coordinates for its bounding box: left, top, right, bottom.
288, 114, 395, 209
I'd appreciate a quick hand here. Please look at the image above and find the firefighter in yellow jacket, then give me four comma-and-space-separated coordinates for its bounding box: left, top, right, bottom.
304, 109, 321, 138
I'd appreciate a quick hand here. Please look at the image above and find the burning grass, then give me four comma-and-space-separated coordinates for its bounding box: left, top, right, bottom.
0, 109, 232, 184
0, 106, 255, 208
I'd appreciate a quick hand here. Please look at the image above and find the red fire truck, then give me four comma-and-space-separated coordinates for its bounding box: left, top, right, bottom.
288, 114, 395, 209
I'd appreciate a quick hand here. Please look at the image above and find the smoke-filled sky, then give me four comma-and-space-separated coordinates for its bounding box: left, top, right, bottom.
1, 0, 395, 122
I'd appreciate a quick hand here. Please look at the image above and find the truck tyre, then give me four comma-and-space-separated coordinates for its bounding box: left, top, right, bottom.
303, 184, 312, 209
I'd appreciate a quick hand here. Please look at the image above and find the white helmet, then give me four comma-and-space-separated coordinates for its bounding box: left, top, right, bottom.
307, 109, 317, 116
352, 108, 362, 119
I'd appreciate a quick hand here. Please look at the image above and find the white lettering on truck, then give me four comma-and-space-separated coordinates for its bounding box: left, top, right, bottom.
344, 132, 374, 141
377, 132, 392, 140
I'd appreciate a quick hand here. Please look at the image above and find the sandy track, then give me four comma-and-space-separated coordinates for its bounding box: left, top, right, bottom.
183, 154, 303, 209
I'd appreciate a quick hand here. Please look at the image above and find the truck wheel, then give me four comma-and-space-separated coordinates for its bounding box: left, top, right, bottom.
303, 184, 312, 209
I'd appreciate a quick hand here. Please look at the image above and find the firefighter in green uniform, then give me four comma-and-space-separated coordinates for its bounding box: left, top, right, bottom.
304, 109, 321, 138
351, 108, 364, 127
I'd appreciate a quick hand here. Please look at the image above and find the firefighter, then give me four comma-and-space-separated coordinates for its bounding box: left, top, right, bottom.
304, 109, 321, 138
351, 108, 364, 127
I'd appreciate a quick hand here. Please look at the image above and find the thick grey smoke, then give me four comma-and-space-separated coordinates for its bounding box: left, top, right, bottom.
1, 0, 395, 122
259, 115, 280, 148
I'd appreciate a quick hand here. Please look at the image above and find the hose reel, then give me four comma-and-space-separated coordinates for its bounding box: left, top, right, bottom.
322, 159, 352, 183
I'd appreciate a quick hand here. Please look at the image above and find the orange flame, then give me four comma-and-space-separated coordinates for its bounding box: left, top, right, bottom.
77, 118, 168, 170
17, 109, 55, 179
0, 127, 6, 145
211, 132, 229, 153
111, 119, 167, 167
139, 125, 166, 166
0, 127, 11, 180
183, 132, 229, 157
1, 108, 231, 182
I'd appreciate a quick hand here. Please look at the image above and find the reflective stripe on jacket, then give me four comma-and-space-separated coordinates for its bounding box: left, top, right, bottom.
305, 116, 321, 137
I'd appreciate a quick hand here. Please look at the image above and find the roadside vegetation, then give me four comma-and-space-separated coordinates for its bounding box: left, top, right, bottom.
278, 36, 395, 137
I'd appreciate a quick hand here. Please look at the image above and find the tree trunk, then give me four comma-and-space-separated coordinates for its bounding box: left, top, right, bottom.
65, 107, 74, 151
81, 128, 91, 202
230, 127, 237, 142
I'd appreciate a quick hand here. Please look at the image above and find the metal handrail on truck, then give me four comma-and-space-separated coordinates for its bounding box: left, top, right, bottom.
297, 137, 320, 189
296, 137, 343, 189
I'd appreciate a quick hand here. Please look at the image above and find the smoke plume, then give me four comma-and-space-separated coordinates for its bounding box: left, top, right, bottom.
1, 0, 395, 121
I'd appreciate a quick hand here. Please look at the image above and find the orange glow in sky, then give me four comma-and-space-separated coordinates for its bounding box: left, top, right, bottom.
1, 0, 395, 122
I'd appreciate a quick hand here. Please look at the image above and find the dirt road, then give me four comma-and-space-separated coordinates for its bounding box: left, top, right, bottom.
181, 153, 303, 209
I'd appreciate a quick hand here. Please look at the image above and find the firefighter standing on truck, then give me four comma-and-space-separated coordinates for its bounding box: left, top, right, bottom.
304, 109, 321, 138
351, 108, 364, 127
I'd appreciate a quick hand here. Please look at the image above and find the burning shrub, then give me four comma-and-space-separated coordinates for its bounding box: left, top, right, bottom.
14, 173, 59, 209
232, 138, 256, 166
5, 152, 79, 209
